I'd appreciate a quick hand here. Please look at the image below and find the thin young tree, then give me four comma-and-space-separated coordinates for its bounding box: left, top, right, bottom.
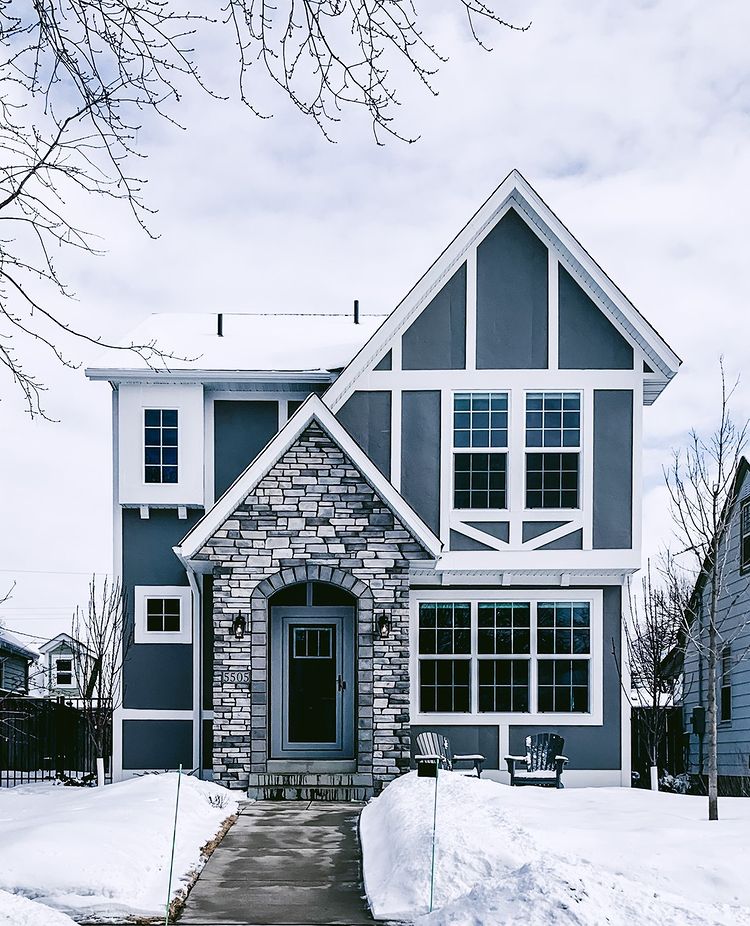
626, 558, 690, 789
72, 576, 130, 786
665, 361, 750, 820
1, 1, 527, 418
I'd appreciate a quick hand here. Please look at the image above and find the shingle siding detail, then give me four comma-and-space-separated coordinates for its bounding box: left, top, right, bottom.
195, 423, 431, 792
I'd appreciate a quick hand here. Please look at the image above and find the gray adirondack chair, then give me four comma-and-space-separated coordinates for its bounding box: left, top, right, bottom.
414, 731, 485, 778
505, 733, 568, 788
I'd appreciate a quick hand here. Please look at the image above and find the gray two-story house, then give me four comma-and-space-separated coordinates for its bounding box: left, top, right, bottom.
682, 458, 750, 793
86, 170, 681, 797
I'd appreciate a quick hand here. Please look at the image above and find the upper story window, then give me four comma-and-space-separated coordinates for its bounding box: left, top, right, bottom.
144, 409, 178, 484
417, 599, 592, 716
146, 598, 181, 633
134, 586, 192, 644
453, 392, 508, 510
55, 657, 74, 687
740, 498, 750, 571
525, 392, 580, 509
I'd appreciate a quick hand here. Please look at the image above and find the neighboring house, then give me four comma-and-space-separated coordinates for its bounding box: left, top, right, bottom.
86, 169, 681, 796
682, 457, 750, 792
38, 634, 84, 699
0, 629, 39, 695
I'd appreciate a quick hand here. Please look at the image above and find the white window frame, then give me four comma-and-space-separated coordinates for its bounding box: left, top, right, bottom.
134, 586, 192, 644
523, 389, 583, 513
451, 390, 510, 514
410, 588, 603, 726
143, 407, 179, 486
54, 655, 76, 689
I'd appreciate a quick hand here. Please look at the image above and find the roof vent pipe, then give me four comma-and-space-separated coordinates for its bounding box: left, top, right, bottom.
217, 313, 223, 337
353, 299, 359, 325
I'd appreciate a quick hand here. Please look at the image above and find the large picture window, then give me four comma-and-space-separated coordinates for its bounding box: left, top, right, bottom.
453, 392, 508, 510
525, 392, 580, 509
416, 598, 594, 716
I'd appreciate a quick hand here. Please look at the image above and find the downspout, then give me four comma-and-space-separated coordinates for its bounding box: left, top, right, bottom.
175, 549, 202, 778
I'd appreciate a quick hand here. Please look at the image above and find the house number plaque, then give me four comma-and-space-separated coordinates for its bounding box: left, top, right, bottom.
222, 670, 251, 684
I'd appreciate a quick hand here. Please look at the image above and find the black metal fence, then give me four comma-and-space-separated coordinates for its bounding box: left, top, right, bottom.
631, 706, 687, 787
0, 696, 112, 788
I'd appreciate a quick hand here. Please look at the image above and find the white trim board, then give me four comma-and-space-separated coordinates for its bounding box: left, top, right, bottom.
324, 169, 680, 411
175, 394, 442, 561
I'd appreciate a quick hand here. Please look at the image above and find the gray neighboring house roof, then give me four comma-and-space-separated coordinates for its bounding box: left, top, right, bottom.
0, 628, 39, 662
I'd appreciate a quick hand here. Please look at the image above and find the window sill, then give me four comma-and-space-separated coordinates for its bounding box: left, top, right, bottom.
413, 711, 602, 727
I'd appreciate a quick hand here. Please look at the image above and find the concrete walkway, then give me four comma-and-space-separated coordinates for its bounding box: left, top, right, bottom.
177, 801, 373, 926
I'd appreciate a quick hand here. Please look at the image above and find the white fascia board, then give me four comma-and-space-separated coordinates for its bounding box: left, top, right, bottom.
324, 168, 680, 410
175, 394, 442, 561
85, 368, 336, 385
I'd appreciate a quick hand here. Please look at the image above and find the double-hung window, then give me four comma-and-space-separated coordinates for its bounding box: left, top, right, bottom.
417, 599, 594, 716
525, 392, 580, 509
55, 658, 74, 687
144, 409, 178, 484
720, 645, 732, 723
453, 392, 508, 510
741, 499, 750, 572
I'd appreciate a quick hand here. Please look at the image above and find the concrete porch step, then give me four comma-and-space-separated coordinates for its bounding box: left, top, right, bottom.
247, 772, 374, 801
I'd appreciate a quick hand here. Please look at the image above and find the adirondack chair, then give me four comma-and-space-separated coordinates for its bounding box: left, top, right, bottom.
414, 731, 485, 778
504, 733, 568, 788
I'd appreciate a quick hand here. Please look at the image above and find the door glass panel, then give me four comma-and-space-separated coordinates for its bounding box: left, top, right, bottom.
288, 624, 337, 743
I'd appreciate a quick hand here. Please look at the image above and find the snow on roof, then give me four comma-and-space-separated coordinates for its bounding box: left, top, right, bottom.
0, 628, 40, 661
86, 312, 387, 379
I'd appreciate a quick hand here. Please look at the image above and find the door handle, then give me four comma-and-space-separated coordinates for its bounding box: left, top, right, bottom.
337, 675, 347, 692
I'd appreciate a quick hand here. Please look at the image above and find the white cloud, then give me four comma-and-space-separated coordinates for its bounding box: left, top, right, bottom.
3, 0, 750, 636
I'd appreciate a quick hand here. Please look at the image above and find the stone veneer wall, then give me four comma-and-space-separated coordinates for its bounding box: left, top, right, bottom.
196, 422, 431, 791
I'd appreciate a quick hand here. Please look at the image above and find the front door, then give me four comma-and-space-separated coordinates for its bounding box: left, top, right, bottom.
271, 607, 355, 759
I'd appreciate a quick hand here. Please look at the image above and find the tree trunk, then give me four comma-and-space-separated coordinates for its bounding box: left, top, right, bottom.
707, 577, 719, 820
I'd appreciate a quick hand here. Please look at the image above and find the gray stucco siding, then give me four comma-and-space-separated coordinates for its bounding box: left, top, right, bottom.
476, 207, 548, 369
410, 724, 500, 770
336, 390, 392, 478
214, 400, 279, 499
558, 266, 634, 370
122, 507, 202, 710
509, 585, 623, 770
539, 528, 583, 550
522, 521, 569, 542
122, 719, 193, 769
592, 390, 633, 549
449, 530, 493, 552
402, 263, 467, 370
401, 390, 441, 535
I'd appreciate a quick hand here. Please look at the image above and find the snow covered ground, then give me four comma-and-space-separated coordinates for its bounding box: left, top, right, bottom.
0, 773, 238, 922
360, 772, 750, 926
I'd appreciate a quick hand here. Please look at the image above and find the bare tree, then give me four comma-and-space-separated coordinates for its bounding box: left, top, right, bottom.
665, 360, 750, 820
1, 2, 527, 418
72, 576, 130, 785
626, 558, 690, 789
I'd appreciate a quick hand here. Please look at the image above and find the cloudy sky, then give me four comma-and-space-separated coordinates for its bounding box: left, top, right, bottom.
2, 0, 749, 644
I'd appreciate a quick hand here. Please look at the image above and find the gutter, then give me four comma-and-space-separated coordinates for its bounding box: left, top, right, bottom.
175, 549, 203, 778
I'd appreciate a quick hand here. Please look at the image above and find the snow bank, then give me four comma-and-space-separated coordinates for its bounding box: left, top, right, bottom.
0, 773, 238, 921
0, 890, 77, 926
360, 772, 750, 926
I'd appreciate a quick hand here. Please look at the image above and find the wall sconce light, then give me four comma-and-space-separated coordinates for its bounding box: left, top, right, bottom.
232, 614, 246, 641
377, 613, 391, 640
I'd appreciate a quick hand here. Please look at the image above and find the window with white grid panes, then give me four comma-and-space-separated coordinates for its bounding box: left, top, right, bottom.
417, 600, 592, 715
453, 392, 508, 509
525, 392, 580, 509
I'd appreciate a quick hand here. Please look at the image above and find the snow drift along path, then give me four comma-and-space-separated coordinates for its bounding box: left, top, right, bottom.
0, 890, 78, 926
0, 773, 238, 921
360, 772, 750, 926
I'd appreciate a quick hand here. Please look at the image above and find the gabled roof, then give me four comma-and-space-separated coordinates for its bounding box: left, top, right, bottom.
0, 628, 39, 661
175, 395, 442, 561
85, 312, 385, 383
325, 168, 681, 410
38, 632, 84, 656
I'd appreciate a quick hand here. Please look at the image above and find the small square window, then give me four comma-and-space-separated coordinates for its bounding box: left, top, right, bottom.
454, 393, 508, 449
146, 598, 182, 633
454, 453, 507, 509
526, 393, 580, 449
